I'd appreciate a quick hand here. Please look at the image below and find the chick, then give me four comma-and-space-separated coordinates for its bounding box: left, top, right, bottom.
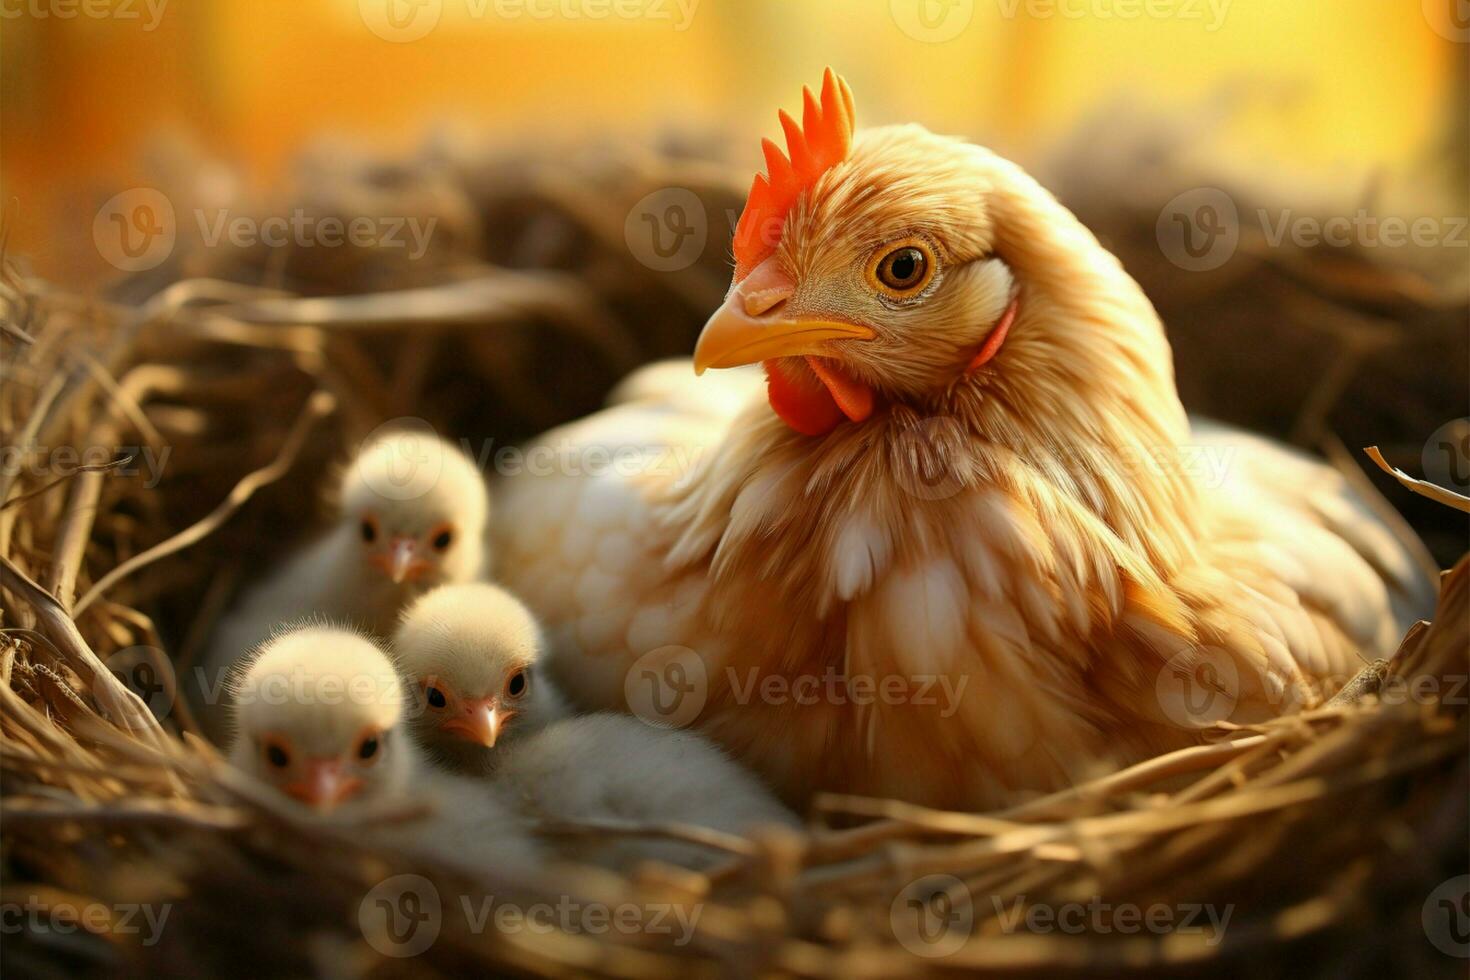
200, 430, 490, 732
228, 625, 543, 877
394, 584, 798, 869
391, 582, 570, 775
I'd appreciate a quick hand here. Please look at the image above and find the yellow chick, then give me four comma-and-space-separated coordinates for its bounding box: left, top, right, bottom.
394, 584, 798, 869
228, 625, 543, 877
200, 430, 490, 733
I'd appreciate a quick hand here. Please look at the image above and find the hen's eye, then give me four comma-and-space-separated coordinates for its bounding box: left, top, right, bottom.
360, 519, 377, 543
358, 736, 379, 760
265, 744, 290, 768
425, 686, 447, 709
505, 669, 528, 699
877, 247, 928, 291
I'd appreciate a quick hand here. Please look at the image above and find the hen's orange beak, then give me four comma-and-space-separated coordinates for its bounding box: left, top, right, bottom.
694, 257, 874, 374
285, 759, 363, 810
442, 699, 501, 747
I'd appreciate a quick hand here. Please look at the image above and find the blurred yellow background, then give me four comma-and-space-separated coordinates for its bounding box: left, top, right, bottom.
1, 0, 1462, 285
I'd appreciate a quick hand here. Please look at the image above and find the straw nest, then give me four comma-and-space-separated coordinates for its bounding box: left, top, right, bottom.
2, 118, 1467, 977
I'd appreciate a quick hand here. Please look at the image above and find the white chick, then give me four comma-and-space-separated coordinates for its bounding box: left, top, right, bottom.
228, 624, 544, 878
389, 582, 570, 774
394, 584, 799, 870
200, 430, 490, 732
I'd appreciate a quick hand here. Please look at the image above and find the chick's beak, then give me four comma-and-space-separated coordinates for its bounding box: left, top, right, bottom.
388, 538, 417, 584
442, 700, 500, 747
693, 256, 875, 374
287, 759, 363, 810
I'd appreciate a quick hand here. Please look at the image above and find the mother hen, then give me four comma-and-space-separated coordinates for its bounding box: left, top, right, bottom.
495, 70, 1434, 810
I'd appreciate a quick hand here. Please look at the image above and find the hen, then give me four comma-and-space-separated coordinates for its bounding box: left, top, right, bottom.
495, 70, 1434, 810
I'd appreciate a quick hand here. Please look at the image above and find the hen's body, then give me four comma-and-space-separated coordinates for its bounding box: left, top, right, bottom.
495, 110, 1434, 811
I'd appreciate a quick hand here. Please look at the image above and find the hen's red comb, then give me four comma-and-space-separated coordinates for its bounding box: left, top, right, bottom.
731, 68, 855, 281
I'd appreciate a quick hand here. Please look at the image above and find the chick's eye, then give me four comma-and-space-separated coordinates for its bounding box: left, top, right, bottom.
358, 736, 379, 760
876, 246, 929, 292
360, 519, 377, 543
425, 686, 447, 709
265, 744, 290, 768
505, 670, 528, 699
431, 528, 453, 551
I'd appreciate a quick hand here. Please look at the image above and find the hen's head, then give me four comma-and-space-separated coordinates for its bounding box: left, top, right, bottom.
695, 69, 1181, 441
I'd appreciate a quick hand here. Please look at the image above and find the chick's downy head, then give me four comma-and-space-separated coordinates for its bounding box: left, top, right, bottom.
229, 626, 412, 810
695, 68, 1181, 441
393, 583, 562, 773
339, 429, 490, 588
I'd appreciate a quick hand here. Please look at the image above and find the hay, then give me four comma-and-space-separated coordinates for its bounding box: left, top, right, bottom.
1, 119, 1466, 977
